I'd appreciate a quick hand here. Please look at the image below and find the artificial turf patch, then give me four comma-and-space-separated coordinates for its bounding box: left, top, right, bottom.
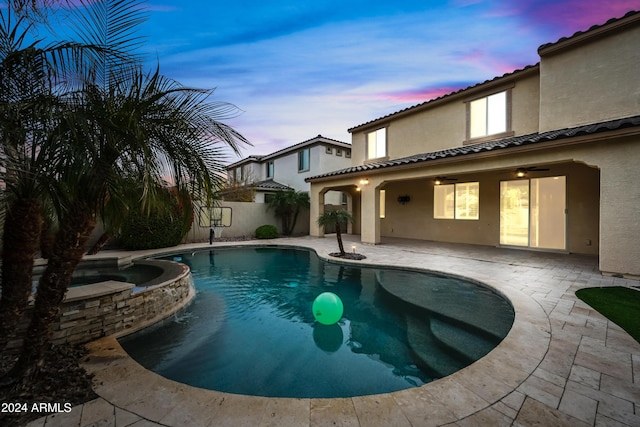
576, 286, 640, 343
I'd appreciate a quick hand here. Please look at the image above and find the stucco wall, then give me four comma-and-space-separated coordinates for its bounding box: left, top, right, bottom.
539, 24, 640, 131
188, 201, 310, 241
376, 162, 599, 255
575, 136, 640, 277
349, 71, 541, 165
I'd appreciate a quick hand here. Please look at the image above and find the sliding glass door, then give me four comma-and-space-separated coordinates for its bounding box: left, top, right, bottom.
500, 177, 566, 250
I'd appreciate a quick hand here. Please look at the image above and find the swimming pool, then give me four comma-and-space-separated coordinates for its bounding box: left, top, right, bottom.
119, 246, 514, 398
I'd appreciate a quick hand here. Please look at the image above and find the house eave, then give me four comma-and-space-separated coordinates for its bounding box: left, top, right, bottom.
308, 117, 640, 183
538, 10, 640, 57
348, 65, 540, 134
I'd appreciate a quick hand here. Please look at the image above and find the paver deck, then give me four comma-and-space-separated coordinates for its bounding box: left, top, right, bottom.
26, 236, 640, 426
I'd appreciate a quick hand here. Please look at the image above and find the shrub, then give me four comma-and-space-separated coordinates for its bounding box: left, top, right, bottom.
255, 224, 278, 239
119, 188, 193, 250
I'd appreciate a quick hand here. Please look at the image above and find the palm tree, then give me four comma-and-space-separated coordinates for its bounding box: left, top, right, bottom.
0, 3, 94, 351
1, 0, 249, 379
316, 209, 354, 255
267, 189, 310, 236
7, 65, 248, 378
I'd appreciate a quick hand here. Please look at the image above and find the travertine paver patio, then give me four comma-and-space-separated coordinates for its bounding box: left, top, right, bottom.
26, 236, 640, 426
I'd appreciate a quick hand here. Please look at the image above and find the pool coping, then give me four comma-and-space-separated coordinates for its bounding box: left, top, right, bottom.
76, 239, 549, 426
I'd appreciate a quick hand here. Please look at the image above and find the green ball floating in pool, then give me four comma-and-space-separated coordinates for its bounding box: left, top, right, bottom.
312, 292, 344, 325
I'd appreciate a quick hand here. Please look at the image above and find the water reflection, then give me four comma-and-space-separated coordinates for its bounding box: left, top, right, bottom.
312, 323, 344, 353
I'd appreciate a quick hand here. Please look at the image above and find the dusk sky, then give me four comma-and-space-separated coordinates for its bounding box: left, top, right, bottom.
135, 1, 638, 160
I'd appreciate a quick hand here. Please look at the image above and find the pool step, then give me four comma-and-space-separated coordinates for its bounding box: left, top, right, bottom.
375, 270, 513, 340
406, 317, 470, 378
430, 317, 499, 362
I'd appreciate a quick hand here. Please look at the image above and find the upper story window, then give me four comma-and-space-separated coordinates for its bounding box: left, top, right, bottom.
345, 149, 351, 158
266, 161, 274, 179
298, 148, 310, 172
468, 90, 509, 140
234, 166, 243, 182
366, 128, 386, 160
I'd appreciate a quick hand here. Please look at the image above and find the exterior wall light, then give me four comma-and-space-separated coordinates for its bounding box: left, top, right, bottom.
516, 168, 526, 178
359, 178, 369, 185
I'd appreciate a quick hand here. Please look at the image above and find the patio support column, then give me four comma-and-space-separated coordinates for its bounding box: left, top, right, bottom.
309, 184, 326, 238
346, 192, 354, 234
594, 145, 640, 277
360, 181, 381, 244
576, 136, 640, 277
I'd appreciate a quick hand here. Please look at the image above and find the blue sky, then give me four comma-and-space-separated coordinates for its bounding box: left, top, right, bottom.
98, 1, 640, 159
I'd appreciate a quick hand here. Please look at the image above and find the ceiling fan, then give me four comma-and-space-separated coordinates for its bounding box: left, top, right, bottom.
434, 176, 458, 185
514, 166, 550, 177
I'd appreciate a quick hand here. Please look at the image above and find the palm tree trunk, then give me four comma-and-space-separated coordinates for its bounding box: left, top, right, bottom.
336, 223, 345, 255
0, 198, 43, 352
6, 202, 96, 380
86, 232, 110, 255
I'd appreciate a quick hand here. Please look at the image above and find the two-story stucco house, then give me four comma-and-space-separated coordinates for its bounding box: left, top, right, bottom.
307, 11, 640, 278
226, 135, 352, 204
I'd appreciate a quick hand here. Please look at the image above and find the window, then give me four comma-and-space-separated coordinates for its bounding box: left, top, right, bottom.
234, 166, 243, 182
298, 148, 310, 172
468, 91, 508, 139
345, 149, 351, 158
336, 149, 342, 156
266, 161, 274, 179
366, 128, 386, 160
455, 182, 479, 220
434, 182, 479, 220
380, 190, 386, 219
326, 146, 333, 154
264, 193, 275, 204
434, 185, 455, 219
500, 177, 566, 249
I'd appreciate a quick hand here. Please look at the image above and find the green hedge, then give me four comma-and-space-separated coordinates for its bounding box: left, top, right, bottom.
119, 188, 193, 250
255, 224, 278, 239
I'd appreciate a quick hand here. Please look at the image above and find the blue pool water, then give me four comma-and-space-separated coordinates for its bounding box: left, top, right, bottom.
119, 247, 514, 398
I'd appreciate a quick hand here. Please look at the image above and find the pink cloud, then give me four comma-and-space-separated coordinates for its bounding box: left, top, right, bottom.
365, 85, 469, 104
494, 0, 639, 35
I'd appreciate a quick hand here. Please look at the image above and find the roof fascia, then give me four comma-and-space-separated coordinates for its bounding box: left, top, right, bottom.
538, 12, 640, 57
308, 126, 640, 183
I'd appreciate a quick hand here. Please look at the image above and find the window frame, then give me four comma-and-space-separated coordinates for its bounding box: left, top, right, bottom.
434, 182, 480, 220
465, 86, 514, 144
366, 127, 387, 160
298, 148, 310, 172
265, 160, 274, 179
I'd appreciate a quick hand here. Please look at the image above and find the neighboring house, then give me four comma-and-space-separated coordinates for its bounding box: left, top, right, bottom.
226, 135, 352, 204
307, 11, 640, 278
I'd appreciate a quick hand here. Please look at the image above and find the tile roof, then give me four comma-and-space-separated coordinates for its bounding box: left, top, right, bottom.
252, 179, 291, 190
538, 10, 639, 53
348, 65, 539, 133
260, 134, 350, 161
307, 115, 640, 181
226, 135, 350, 169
